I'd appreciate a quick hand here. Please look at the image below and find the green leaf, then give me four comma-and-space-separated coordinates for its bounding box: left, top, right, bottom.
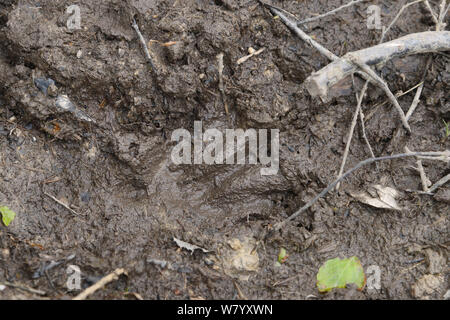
0, 206, 16, 227
278, 248, 287, 263
317, 256, 366, 292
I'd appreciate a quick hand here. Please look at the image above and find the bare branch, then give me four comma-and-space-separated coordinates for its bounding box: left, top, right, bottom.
304, 31, 450, 99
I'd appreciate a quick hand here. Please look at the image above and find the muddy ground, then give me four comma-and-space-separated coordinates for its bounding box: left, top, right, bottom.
0, 0, 448, 300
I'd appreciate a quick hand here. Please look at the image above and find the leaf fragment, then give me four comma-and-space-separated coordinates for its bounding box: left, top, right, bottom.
317, 256, 366, 292
278, 248, 288, 263
0, 206, 16, 227
349, 184, 401, 210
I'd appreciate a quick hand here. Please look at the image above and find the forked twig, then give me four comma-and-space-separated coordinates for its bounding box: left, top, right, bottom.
405, 147, 431, 192
381, 0, 426, 43
348, 55, 411, 132
425, 0, 440, 25
304, 31, 450, 99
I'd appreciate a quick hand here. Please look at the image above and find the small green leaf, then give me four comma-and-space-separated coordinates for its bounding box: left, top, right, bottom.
0, 206, 16, 227
278, 248, 288, 263
317, 256, 366, 292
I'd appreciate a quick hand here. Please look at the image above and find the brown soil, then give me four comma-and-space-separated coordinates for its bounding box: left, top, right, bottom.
0, 0, 448, 300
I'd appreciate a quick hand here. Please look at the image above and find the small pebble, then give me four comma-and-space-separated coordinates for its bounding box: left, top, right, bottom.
76, 50, 83, 59
34, 77, 55, 95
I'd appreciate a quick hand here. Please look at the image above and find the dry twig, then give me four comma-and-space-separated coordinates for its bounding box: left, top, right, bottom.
217, 53, 229, 115
260, 2, 337, 61
405, 147, 431, 192
298, 0, 366, 25
336, 81, 369, 190
428, 173, 450, 193
43, 192, 81, 216
132, 18, 157, 72
348, 54, 411, 132
380, 0, 426, 43
304, 31, 450, 99
0, 281, 46, 296
73, 268, 126, 300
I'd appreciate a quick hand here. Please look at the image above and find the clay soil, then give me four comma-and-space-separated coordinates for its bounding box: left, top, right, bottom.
0, 0, 448, 300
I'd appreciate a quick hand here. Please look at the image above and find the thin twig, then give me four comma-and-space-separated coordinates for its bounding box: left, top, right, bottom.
43, 192, 81, 216
217, 53, 229, 115
405, 56, 433, 120
405, 147, 431, 192
348, 55, 411, 132
359, 108, 375, 157
388, 2, 447, 149
0, 281, 46, 296
425, 0, 440, 25
132, 18, 157, 72
259, 1, 375, 88
260, 2, 337, 61
381, 0, 425, 43
437, 0, 448, 30
343, 0, 427, 177
298, 0, 365, 25
73, 268, 126, 300
270, 151, 449, 233
336, 81, 369, 190
428, 173, 450, 193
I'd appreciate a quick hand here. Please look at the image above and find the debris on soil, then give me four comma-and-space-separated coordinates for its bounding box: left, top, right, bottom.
411, 274, 444, 300
424, 248, 446, 274
216, 237, 259, 281
237, 47, 265, 65
73, 268, 127, 300
173, 237, 210, 254
55, 95, 94, 123
34, 77, 56, 96
32, 254, 75, 279
0, 0, 448, 300
349, 185, 401, 211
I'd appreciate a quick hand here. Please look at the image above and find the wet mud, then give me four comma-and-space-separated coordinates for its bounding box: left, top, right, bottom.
0, 0, 448, 299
